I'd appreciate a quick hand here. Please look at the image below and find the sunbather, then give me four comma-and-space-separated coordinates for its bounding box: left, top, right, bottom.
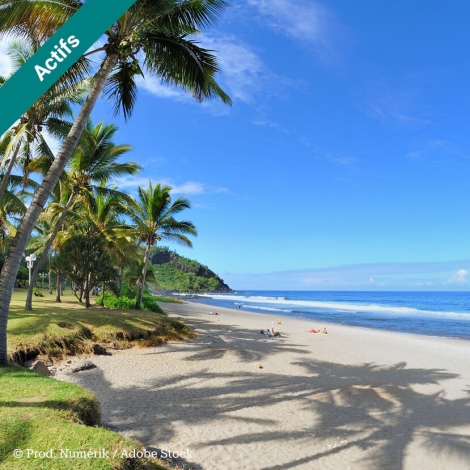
260, 328, 282, 337
307, 327, 328, 334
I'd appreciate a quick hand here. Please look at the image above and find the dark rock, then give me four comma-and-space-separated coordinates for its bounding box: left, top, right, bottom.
71, 360, 96, 373
92, 343, 108, 355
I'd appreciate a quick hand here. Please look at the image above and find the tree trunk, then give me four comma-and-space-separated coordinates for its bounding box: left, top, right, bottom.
100, 281, 105, 306
56, 272, 61, 302
116, 265, 124, 293
0, 142, 21, 203
25, 192, 75, 310
0, 54, 118, 366
85, 273, 90, 308
136, 242, 151, 310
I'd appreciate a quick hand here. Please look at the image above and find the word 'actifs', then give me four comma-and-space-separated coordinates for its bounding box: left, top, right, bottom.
34, 36, 80, 82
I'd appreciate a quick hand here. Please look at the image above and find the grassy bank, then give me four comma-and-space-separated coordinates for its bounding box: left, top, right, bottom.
7, 289, 195, 364
0, 365, 167, 469
1, 289, 195, 469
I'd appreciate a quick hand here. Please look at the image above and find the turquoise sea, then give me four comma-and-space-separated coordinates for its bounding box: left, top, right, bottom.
190, 291, 470, 340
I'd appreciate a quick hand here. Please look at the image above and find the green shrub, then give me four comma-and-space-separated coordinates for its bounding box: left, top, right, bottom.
120, 283, 136, 299
98, 291, 163, 314
99, 292, 135, 310
142, 293, 164, 313
33, 287, 44, 297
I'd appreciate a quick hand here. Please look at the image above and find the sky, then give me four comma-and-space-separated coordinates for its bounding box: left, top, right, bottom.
2, 0, 470, 291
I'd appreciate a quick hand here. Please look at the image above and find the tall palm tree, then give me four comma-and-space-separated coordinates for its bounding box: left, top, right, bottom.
0, 0, 230, 365
25, 120, 140, 310
130, 182, 196, 309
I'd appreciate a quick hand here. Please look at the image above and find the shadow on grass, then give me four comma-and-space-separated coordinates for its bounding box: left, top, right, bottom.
0, 418, 33, 464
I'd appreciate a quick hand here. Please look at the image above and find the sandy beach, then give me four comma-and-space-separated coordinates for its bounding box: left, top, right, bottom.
56, 301, 470, 469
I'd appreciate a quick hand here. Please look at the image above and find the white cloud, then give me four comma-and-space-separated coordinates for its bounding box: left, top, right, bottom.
202, 34, 266, 104
136, 74, 190, 102
142, 156, 167, 167
445, 269, 469, 285
252, 119, 289, 133
407, 139, 469, 161
222, 260, 470, 290
248, 0, 328, 40
171, 181, 205, 195
113, 175, 228, 197
247, 0, 343, 62
362, 81, 432, 127
136, 33, 272, 110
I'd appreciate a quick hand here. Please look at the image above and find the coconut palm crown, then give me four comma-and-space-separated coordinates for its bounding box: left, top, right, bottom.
131, 182, 197, 309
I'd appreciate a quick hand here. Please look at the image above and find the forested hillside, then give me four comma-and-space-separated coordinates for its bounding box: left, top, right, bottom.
150, 247, 232, 293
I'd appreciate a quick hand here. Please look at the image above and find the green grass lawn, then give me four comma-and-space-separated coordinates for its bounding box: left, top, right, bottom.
0, 365, 167, 469
7, 288, 195, 363
1, 288, 195, 469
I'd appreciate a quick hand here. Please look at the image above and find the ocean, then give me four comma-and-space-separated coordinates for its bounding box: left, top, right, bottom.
189, 291, 470, 340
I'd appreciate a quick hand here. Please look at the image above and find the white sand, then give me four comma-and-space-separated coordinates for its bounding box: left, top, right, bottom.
56, 301, 470, 469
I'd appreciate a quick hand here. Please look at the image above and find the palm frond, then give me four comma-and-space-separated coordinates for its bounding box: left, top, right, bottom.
103, 59, 141, 120
142, 32, 231, 104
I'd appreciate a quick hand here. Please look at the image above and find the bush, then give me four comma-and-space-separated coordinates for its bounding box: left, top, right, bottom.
98, 291, 163, 314
142, 293, 164, 313
120, 284, 137, 299
33, 287, 44, 297
99, 292, 135, 310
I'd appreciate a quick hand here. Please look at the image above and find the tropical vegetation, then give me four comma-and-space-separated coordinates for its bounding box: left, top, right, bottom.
0, 0, 231, 366
150, 246, 232, 292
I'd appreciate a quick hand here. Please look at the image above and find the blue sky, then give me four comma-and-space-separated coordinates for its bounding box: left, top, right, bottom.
3, 0, 470, 290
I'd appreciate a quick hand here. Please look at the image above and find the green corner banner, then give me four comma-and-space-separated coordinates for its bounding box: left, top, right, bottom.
0, 0, 137, 136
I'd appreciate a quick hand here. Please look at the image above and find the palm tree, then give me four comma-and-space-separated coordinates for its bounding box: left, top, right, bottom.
0, 0, 230, 365
0, 176, 29, 255
25, 120, 140, 310
130, 182, 196, 309
0, 41, 90, 201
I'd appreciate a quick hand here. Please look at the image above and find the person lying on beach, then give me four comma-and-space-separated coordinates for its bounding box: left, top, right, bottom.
260, 328, 282, 337
209, 311, 219, 315
272, 321, 282, 325
307, 328, 328, 334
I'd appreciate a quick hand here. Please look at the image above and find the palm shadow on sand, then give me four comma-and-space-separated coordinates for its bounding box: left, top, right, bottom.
64, 317, 470, 470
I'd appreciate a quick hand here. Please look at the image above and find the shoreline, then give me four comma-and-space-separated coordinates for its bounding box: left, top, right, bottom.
185, 297, 470, 341
56, 300, 470, 470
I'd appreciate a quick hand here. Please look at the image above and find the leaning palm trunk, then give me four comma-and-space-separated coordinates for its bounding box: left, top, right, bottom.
25, 192, 75, 310
135, 241, 151, 310
0, 54, 118, 366
0, 142, 21, 202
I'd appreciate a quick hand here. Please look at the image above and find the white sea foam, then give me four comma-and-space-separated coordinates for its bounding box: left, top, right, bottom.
247, 306, 293, 313
200, 294, 470, 320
